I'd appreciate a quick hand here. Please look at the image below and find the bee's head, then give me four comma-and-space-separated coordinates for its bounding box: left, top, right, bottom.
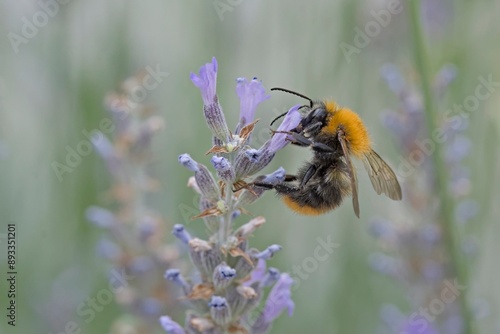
294, 102, 328, 135
270, 88, 323, 132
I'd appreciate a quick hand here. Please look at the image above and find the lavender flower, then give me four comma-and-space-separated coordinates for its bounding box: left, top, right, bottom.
265, 104, 302, 153
86, 75, 181, 331
161, 57, 295, 333
374, 63, 477, 333
190, 57, 231, 143
236, 77, 270, 131
233, 106, 300, 180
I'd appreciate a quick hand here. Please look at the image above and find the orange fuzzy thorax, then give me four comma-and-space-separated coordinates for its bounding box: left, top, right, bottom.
321, 100, 371, 157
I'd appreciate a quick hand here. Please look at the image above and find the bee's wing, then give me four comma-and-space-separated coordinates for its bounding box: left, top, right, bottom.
338, 132, 360, 218
362, 149, 402, 200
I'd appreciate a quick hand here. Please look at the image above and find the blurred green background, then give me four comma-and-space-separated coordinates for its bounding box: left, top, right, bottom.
1, 0, 499, 333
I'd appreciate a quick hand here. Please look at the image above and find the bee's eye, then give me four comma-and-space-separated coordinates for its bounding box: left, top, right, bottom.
311, 107, 326, 119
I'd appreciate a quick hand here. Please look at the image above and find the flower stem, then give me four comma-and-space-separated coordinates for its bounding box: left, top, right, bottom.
219, 156, 235, 246
409, 2, 475, 333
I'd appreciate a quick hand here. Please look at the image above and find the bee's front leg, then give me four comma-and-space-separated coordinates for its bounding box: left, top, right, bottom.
253, 182, 301, 196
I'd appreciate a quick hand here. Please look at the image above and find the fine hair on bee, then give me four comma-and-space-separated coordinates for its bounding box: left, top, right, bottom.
255, 87, 402, 218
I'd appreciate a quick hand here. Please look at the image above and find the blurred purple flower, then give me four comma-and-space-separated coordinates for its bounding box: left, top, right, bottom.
399, 319, 438, 334
159, 315, 185, 334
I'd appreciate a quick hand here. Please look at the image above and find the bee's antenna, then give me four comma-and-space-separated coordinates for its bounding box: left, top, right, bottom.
270, 104, 308, 126
271, 87, 314, 107
270, 111, 288, 126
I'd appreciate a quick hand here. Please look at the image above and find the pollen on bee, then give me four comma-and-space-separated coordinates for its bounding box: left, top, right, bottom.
321, 101, 372, 157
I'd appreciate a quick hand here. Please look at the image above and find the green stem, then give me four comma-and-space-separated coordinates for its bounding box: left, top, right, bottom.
408, 2, 475, 333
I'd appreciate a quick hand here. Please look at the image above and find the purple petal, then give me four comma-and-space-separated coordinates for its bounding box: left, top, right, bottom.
236, 77, 270, 128
262, 273, 295, 322
159, 316, 185, 334
267, 104, 302, 153
244, 258, 267, 286
399, 318, 439, 334
261, 167, 286, 185
190, 57, 218, 105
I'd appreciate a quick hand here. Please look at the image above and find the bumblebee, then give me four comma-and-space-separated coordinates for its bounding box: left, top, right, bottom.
255, 88, 402, 217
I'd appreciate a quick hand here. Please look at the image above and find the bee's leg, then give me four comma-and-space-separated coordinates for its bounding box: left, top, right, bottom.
310, 142, 335, 153
252, 174, 297, 189
282, 132, 335, 153
283, 132, 313, 147
300, 164, 317, 187
303, 122, 323, 134
253, 180, 301, 195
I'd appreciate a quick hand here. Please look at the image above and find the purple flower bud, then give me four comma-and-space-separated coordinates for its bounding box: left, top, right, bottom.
178, 153, 199, 172
235, 77, 270, 130
179, 154, 220, 200
129, 256, 155, 274
165, 269, 191, 295
141, 298, 163, 316
256, 244, 282, 260
86, 206, 116, 229
211, 156, 234, 182
190, 57, 231, 142
368, 252, 401, 278
96, 238, 121, 260
445, 135, 471, 163
208, 296, 231, 326
252, 274, 294, 333
233, 147, 272, 179
266, 104, 302, 154
159, 315, 185, 334
399, 318, 438, 334
261, 267, 280, 287
172, 224, 192, 244
261, 167, 286, 184
380, 63, 406, 95
213, 263, 236, 290
434, 63, 457, 96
